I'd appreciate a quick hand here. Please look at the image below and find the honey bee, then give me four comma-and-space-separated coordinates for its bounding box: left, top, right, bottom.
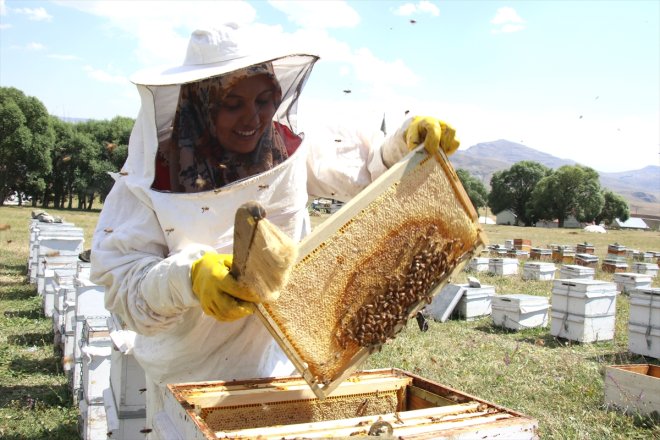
103, 227, 113, 233
201, 206, 209, 213
258, 184, 269, 191
165, 228, 174, 235
118, 171, 128, 176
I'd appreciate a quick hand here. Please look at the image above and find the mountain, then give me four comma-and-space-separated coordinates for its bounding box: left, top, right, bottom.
449, 140, 660, 217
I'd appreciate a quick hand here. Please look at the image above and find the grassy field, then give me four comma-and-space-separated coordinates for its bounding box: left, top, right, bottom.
1, 205, 659, 439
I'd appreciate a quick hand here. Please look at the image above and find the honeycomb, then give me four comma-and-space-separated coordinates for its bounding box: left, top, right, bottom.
258, 149, 486, 396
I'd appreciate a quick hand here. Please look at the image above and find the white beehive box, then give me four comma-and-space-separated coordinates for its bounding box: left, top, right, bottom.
81, 317, 112, 404
551, 279, 618, 317
36, 255, 77, 296
468, 257, 489, 272
550, 310, 616, 343
522, 262, 556, 281
629, 287, 660, 328
491, 294, 549, 330
103, 387, 147, 440
604, 364, 660, 416
602, 258, 629, 273
631, 262, 659, 278
559, 264, 594, 280
454, 284, 495, 320
489, 258, 519, 276
628, 323, 660, 358
78, 399, 108, 440
108, 315, 148, 418
550, 279, 618, 343
613, 272, 652, 294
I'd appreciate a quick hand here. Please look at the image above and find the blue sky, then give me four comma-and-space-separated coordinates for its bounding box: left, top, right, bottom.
1, 0, 658, 173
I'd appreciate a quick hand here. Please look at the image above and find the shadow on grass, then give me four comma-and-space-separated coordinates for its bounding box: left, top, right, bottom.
588, 350, 660, 366
473, 323, 582, 349
7, 331, 53, 347
0, 383, 71, 408
4, 308, 43, 319
9, 354, 65, 376
0, 423, 80, 440
0, 284, 37, 300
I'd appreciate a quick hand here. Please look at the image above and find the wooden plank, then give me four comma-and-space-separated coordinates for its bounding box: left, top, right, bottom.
182, 375, 412, 409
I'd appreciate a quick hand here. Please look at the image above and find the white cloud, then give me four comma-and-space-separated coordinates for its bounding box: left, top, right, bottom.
268, 0, 359, 28
83, 65, 128, 85
48, 53, 79, 61
491, 6, 525, 33
25, 42, 45, 50
393, 1, 440, 17
13, 6, 52, 22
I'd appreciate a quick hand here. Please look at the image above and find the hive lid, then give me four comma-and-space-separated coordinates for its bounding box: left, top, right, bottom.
256, 146, 486, 399
492, 294, 549, 313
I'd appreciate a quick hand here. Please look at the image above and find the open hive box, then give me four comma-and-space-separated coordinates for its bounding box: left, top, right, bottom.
164, 368, 539, 439
256, 146, 487, 399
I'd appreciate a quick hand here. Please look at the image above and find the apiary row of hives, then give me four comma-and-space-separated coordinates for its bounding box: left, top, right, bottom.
27, 215, 147, 440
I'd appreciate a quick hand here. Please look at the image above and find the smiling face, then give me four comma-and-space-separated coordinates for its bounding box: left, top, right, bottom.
213, 74, 279, 154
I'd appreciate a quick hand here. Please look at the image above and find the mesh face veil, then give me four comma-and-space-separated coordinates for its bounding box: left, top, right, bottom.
148, 54, 318, 193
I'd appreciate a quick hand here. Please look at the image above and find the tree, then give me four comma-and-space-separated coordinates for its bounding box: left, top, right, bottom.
0, 87, 53, 205
456, 169, 488, 214
596, 190, 629, 225
529, 165, 605, 227
487, 161, 551, 226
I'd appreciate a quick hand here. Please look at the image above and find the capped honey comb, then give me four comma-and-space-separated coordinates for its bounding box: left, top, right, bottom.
257, 147, 487, 398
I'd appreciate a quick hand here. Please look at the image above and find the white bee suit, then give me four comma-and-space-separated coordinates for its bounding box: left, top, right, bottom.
90, 54, 409, 438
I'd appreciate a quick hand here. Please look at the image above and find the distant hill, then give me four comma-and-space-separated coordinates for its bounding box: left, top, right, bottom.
449, 139, 660, 217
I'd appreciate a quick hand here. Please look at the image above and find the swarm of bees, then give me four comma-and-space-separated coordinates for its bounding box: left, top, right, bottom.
338, 229, 460, 350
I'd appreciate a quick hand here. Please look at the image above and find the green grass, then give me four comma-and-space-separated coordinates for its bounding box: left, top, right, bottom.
1, 206, 660, 439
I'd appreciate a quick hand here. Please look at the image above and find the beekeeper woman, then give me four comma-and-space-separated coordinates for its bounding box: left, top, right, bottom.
91, 24, 459, 436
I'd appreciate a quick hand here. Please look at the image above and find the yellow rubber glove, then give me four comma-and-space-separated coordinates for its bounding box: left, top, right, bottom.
191, 252, 261, 322
405, 116, 460, 156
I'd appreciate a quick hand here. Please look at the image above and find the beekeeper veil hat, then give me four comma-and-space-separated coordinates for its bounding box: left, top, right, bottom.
122, 24, 318, 191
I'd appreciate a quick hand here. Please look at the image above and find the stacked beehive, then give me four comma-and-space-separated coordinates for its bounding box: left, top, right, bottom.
628, 287, 660, 358
550, 279, 618, 343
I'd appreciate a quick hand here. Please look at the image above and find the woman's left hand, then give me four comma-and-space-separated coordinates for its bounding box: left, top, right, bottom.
404, 116, 460, 157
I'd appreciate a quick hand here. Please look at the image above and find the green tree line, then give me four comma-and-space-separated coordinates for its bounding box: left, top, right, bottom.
0, 87, 131, 209
457, 160, 630, 228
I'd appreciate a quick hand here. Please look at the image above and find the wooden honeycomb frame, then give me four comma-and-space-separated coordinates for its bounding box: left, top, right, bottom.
256, 146, 487, 399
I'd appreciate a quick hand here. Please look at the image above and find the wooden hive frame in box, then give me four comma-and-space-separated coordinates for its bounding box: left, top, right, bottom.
257, 146, 487, 399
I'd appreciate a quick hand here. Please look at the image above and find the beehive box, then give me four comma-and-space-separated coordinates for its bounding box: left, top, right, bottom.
576, 243, 595, 254
454, 284, 496, 321
559, 264, 594, 280
628, 323, 660, 358
575, 253, 599, 268
551, 279, 618, 317
552, 246, 575, 264
467, 257, 490, 272
529, 247, 552, 261
492, 294, 549, 330
604, 364, 660, 416
514, 238, 532, 252
489, 257, 519, 276
602, 258, 629, 273
607, 243, 627, 257
506, 249, 529, 259
631, 262, 659, 278
522, 262, 556, 281
162, 369, 539, 439
550, 311, 616, 343
629, 287, 660, 330
256, 147, 486, 398
612, 272, 652, 294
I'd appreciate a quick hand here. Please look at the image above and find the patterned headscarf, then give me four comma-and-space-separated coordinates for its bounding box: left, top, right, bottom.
158, 64, 289, 192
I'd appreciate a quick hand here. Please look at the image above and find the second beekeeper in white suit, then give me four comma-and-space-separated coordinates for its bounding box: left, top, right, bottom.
91, 23, 459, 437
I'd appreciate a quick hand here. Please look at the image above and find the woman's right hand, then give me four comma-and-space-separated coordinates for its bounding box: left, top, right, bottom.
190, 252, 260, 321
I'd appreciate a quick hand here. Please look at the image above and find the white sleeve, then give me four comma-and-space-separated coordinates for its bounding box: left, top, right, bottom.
90, 181, 205, 336
304, 117, 412, 201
